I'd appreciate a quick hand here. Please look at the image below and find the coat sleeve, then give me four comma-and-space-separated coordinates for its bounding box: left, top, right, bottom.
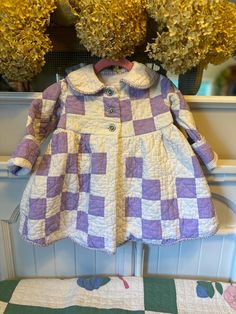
8, 81, 63, 176
161, 76, 218, 171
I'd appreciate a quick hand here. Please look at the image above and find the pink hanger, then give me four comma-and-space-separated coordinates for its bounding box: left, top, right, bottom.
94, 58, 133, 74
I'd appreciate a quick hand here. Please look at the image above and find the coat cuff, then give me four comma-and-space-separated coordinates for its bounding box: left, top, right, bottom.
8, 138, 40, 176
191, 138, 218, 171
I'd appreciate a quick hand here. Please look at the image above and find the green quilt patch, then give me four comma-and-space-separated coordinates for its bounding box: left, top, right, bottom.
144, 277, 177, 313
4, 304, 145, 314
0, 280, 20, 302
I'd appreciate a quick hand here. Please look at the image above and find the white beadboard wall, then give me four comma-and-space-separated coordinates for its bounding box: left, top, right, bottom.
0, 93, 236, 281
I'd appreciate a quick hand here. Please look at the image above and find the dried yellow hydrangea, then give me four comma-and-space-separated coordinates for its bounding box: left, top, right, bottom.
0, 0, 56, 82
205, 1, 236, 66
146, 0, 236, 74
68, 0, 81, 15
75, 0, 147, 60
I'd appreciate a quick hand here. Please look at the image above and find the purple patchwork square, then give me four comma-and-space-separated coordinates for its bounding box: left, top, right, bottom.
60, 192, 79, 211
33, 238, 46, 245
88, 235, 105, 249
125, 197, 142, 217
45, 212, 60, 236
193, 142, 214, 165
142, 179, 161, 200
197, 198, 215, 218
89, 195, 105, 216
120, 99, 132, 122
79, 174, 91, 193
192, 156, 204, 178
29, 99, 42, 119
36, 154, 51, 176
76, 211, 88, 232
133, 118, 156, 135
29, 198, 46, 220
66, 95, 85, 115
176, 90, 189, 110
161, 239, 176, 245
47, 175, 64, 198
58, 114, 67, 129
42, 82, 61, 100
186, 129, 201, 142
79, 134, 91, 153
128, 87, 149, 100
161, 77, 173, 99
126, 157, 143, 178
13, 138, 39, 165
142, 219, 162, 239
180, 219, 199, 238
176, 178, 196, 198
161, 199, 179, 220
150, 95, 169, 116
91, 153, 107, 174
104, 98, 120, 118
22, 216, 28, 236
26, 123, 35, 137
51, 133, 68, 154
172, 109, 179, 118
66, 154, 78, 174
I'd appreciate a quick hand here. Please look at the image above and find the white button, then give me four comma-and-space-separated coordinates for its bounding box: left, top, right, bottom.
108, 107, 114, 113
108, 124, 116, 132
105, 88, 114, 96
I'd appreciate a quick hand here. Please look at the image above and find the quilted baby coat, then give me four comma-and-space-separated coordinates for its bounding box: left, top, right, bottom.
8, 61, 219, 254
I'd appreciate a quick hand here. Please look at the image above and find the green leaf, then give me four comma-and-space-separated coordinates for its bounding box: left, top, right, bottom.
101, 277, 111, 287
215, 282, 223, 295
197, 281, 215, 298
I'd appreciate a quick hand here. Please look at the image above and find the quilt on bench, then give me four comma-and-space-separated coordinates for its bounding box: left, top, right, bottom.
0, 276, 235, 313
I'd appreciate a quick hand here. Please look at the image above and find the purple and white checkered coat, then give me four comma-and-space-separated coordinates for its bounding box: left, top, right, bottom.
8, 62, 219, 253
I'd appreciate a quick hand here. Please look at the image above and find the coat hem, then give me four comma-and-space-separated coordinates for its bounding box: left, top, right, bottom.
19, 223, 220, 255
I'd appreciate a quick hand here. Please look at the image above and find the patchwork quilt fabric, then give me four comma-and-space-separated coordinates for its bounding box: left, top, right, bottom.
0, 276, 235, 313
8, 61, 218, 253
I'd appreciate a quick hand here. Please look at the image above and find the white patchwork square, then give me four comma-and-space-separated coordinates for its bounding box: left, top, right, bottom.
88, 215, 106, 237
84, 97, 105, 117
141, 199, 161, 220
121, 121, 135, 137
78, 154, 91, 174
60, 210, 77, 231
178, 198, 199, 219
159, 176, 177, 199
78, 192, 89, 211
69, 115, 81, 131
46, 195, 61, 218
90, 174, 109, 196
131, 99, 152, 121
161, 219, 180, 239
63, 174, 79, 193
126, 217, 142, 238
9, 277, 144, 311
154, 111, 172, 129
195, 178, 212, 198
175, 279, 234, 313
198, 218, 218, 237
30, 176, 47, 198
41, 99, 55, 118
0, 301, 8, 314
27, 218, 45, 240
67, 133, 79, 154
178, 110, 197, 130
125, 178, 142, 198
149, 82, 162, 98
48, 153, 67, 176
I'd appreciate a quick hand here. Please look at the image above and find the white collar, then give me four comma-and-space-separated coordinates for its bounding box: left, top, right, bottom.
66, 61, 159, 95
